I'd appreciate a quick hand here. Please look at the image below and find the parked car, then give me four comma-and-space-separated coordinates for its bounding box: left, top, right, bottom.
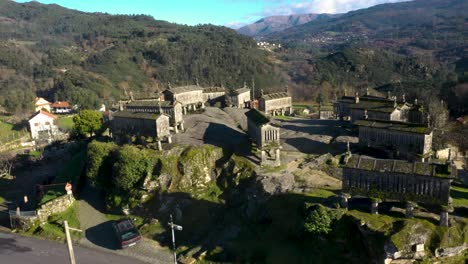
112, 218, 141, 248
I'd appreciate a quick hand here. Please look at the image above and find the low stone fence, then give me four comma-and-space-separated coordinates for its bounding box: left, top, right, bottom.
37, 194, 75, 222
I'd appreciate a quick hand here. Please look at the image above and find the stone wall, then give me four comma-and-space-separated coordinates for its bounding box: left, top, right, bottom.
37, 194, 75, 222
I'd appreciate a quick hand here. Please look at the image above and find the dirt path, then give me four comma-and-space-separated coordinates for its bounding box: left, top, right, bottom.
77, 182, 172, 264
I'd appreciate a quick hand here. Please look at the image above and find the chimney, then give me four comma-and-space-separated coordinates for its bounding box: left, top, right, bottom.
158, 101, 162, 113
344, 88, 347, 97
366, 87, 369, 96
402, 94, 406, 103
394, 97, 397, 108
355, 92, 359, 104
261, 89, 264, 97
387, 91, 391, 99
414, 98, 418, 105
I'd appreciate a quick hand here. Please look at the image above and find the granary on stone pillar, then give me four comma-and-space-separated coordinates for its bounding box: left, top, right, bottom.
334, 93, 426, 124
203, 86, 226, 106
341, 155, 456, 208
245, 109, 281, 166
110, 111, 171, 145
162, 85, 204, 111
355, 119, 433, 161
226, 86, 251, 108
319, 103, 335, 119
258, 91, 292, 116
125, 100, 184, 133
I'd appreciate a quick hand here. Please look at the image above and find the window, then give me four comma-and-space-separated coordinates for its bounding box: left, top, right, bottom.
35, 123, 39, 127
45, 122, 50, 125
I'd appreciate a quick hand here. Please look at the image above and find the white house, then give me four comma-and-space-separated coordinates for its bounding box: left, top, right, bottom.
50, 101, 72, 114
28, 110, 58, 140
34, 97, 51, 112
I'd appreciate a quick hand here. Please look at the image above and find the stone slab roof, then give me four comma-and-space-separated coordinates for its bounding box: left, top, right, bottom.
343, 155, 453, 178
261, 92, 290, 101
203, 86, 226, 93
166, 85, 203, 94
245, 109, 270, 126
126, 100, 176, 108
355, 119, 432, 134
112, 111, 163, 120
319, 104, 334, 111
230, 87, 250, 95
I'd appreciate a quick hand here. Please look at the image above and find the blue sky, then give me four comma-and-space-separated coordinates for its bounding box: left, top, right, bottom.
15, 0, 408, 28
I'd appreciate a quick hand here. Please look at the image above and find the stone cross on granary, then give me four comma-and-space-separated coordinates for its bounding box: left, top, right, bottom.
402, 93, 406, 103
195, 78, 200, 86
366, 87, 369, 96
167, 82, 172, 90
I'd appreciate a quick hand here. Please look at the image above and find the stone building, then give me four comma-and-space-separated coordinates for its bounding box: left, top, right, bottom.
356, 119, 433, 161
110, 111, 171, 150
203, 86, 226, 106
28, 110, 58, 140
226, 87, 251, 108
259, 91, 292, 116
125, 100, 184, 132
334, 92, 426, 124
245, 109, 281, 166
162, 85, 204, 112
34, 97, 51, 112
319, 104, 335, 119
341, 155, 455, 210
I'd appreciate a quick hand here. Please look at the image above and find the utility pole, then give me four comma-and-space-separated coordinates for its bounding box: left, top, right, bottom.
168, 214, 183, 264
64, 220, 82, 264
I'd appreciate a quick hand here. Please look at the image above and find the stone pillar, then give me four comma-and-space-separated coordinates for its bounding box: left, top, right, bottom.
183, 107, 187, 115
174, 125, 179, 134
261, 150, 266, 165
201, 103, 205, 109
275, 148, 281, 166
281, 108, 285, 116
440, 211, 449, 227
406, 203, 414, 218
340, 194, 351, 210
167, 135, 172, 144
157, 140, 162, 151
371, 201, 379, 214
193, 104, 197, 111
180, 122, 185, 132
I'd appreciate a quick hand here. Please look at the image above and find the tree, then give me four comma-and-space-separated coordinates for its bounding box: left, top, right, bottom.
303, 204, 332, 236
73, 110, 102, 137
113, 145, 149, 191
86, 140, 117, 188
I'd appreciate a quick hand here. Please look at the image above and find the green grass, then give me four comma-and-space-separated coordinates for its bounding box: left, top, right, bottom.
451, 186, 468, 208
0, 119, 27, 142
57, 116, 74, 131
27, 202, 81, 241
304, 188, 337, 199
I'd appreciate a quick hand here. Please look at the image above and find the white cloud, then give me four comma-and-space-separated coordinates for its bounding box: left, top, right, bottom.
224, 21, 249, 29
258, 0, 409, 16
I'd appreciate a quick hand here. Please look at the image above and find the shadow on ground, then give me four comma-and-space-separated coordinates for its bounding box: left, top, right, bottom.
85, 220, 119, 250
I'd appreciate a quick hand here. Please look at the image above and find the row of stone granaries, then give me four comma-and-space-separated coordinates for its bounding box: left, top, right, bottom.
333, 90, 461, 226
108, 84, 293, 149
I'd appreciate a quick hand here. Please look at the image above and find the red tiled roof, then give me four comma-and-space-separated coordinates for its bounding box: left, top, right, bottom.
33, 110, 58, 120
50, 101, 71, 108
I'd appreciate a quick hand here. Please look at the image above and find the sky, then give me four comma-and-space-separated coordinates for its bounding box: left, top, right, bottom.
15, 0, 409, 28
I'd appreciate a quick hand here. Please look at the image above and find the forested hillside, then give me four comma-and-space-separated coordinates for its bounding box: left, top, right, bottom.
267, 0, 468, 114
0, 0, 283, 113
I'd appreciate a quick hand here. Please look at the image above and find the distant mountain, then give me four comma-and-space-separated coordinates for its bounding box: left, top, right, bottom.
236, 14, 339, 38
0, 0, 283, 113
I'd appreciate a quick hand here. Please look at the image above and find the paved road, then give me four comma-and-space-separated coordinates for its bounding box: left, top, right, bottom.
0, 232, 146, 264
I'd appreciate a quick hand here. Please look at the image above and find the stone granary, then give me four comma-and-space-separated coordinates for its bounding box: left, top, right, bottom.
355, 119, 433, 161
341, 155, 455, 225
162, 85, 204, 112
318, 104, 335, 119
110, 111, 171, 150
226, 86, 251, 108
334, 92, 426, 124
245, 109, 281, 166
203, 86, 226, 106
125, 100, 184, 133
258, 91, 292, 116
